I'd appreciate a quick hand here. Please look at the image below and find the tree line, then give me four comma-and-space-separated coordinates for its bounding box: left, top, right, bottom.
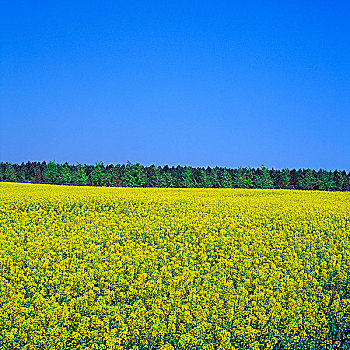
0, 161, 349, 191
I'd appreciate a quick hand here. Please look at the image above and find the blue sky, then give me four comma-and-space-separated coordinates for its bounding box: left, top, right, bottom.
1, 1, 349, 170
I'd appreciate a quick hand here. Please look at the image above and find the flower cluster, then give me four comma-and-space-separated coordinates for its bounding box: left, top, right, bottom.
0, 183, 349, 349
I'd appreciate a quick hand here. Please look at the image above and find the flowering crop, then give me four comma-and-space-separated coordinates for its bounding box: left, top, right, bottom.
0, 183, 350, 349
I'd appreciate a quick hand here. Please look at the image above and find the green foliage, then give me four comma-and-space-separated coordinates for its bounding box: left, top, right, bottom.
91, 162, 108, 186
106, 167, 118, 186
60, 163, 72, 184
279, 168, 291, 189
154, 166, 167, 187
245, 167, 255, 189
181, 166, 196, 188
297, 168, 316, 190
19, 169, 26, 181
46, 162, 60, 183
74, 163, 89, 185
165, 172, 176, 187
4, 163, 17, 181
220, 169, 232, 188
318, 170, 335, 191
234, 167, 249, 188
210, 169, 220, 188
255, 165, 273, 189
335, 171, 345, 191
199, 169, 212, 188
121, 161, 146, 187
2, 161, 350, 191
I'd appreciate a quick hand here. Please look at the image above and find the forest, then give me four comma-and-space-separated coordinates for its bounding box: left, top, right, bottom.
1, 161, 349, 191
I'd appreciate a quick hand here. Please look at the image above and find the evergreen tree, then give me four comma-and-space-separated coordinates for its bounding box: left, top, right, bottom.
165, 172, 176, 187
121, 161, 146, 187
318, 170, 335, 191
245, 167, 255, 188
181, 166, 197, 188
60, 163, 72, 184
210, 168, 220, 188
255, 165, 273, 189
220, 169, 233, 188
198, 168, 212, 188
279, 168, 291, 189
46, 162, 60, 183
106, 166, 117, 186
290, 170, 298, 189
334, 170, 345, 191
13, 164, 20, 179
74, 163, 89, 185
4, 163, 17, 181
233, 167, 248, 188
133, 163, 147, 187
270, 168, 279, 189
27, 162, 36, 182
297, 168, 316, 190
3, 161, 350, 192
343, 171, 350, 191
91, 161, 108, 186
114, 165, 122, 187
19, 169, 26, 181
192, 168, 201, 187
154, 166, 167, 187
254, 169, 263, 188
34, 166, 46, 183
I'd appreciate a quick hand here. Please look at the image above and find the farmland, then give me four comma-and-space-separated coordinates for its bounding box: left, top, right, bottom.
0, 183, 350, 349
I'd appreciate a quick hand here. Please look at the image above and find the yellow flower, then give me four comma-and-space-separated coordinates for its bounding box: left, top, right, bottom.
0, 182, 349, 349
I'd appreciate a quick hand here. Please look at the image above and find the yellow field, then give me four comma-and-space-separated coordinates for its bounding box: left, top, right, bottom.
0, 183, 350, 350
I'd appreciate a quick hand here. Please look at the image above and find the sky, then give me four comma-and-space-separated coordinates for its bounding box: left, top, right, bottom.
1, 1, 349, 170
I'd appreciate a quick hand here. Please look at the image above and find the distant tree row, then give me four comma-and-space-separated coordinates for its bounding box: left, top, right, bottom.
1, 161, 349, 191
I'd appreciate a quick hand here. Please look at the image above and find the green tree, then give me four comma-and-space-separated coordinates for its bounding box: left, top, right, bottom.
210, 168, 220, 188
74, 163, 89, 185
318, 170, 335, 191
297, 168, 316, 190
91, 162, 108, 186
19, 169, 26, 181
334, 170, 345, 191
220, 169, 232, 188
255, 165, 273, 189
270, 169, 278, 189
121, 161, 146, 187
245, 167, 255, 188
46, 162, 60, 183
113, 165, 122, 187
4, 163, 17, 181
105, 166, 117, 186
234, 167, 249, 188
165, 172, 176, 187
33, 165, 46, 183
181, 166, 196, 188
60, 163, 72, 184
154, 166, 167, 187
198, 169, 212, 188
279, 168, 291, 189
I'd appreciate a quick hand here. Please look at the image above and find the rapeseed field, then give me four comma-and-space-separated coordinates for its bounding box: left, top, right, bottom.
0, 183, 349, 350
